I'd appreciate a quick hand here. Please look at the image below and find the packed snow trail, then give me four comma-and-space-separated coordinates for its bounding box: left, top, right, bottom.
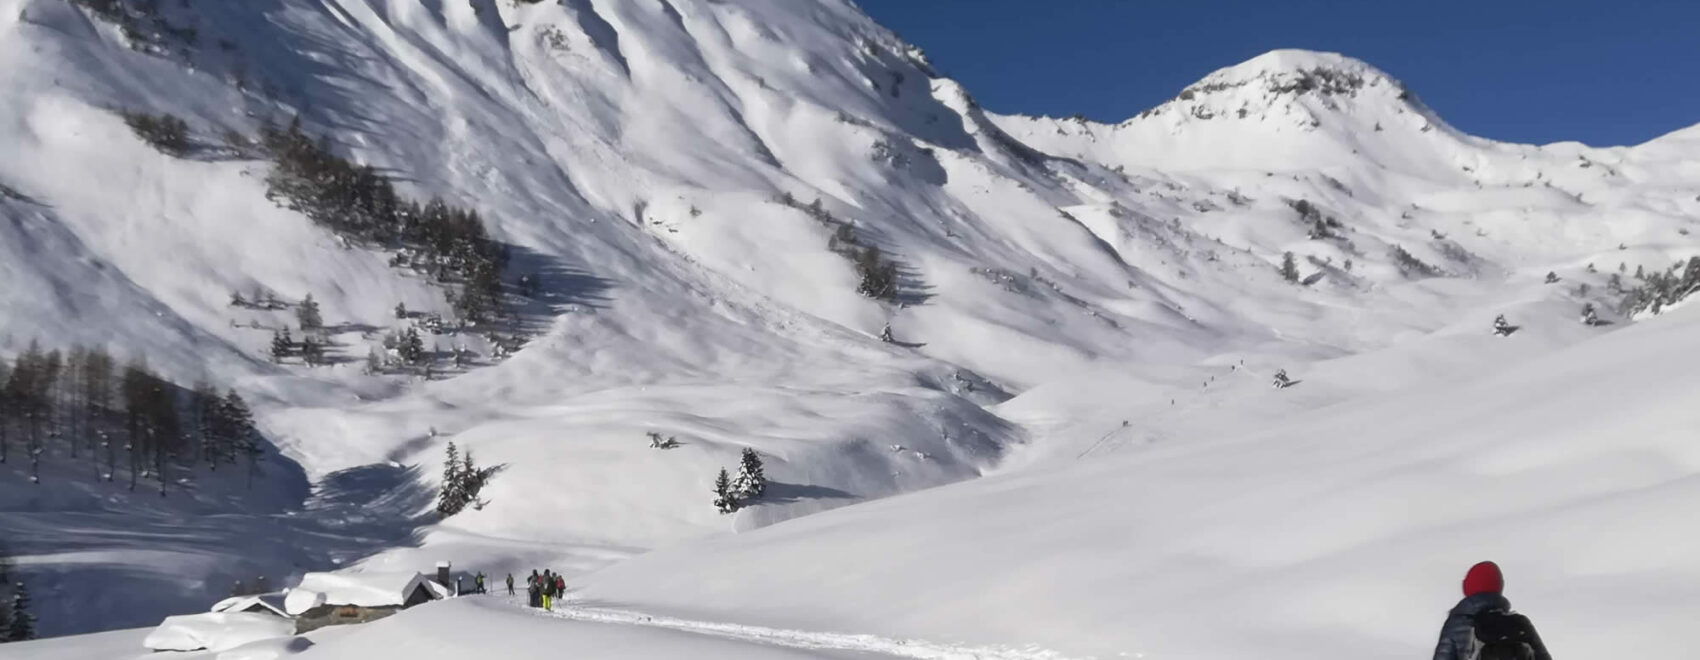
496, 595, 1091, 660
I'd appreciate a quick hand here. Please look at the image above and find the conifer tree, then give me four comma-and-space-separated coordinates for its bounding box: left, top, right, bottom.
1279, 252, 1300, 283
296, 293, 323, 331
437, 442, 464, 515
400, 327, 426, 365
713, 468, 738, 514
300, 336, 325, 367
732, 448, 766, 500
7, 581, 34, 642
270, 329, 293, 363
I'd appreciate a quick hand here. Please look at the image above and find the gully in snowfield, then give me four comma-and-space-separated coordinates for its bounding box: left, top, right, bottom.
1432, 561, 1553, 660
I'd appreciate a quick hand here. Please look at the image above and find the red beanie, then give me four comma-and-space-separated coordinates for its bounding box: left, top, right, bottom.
1463, 561, 1504, 597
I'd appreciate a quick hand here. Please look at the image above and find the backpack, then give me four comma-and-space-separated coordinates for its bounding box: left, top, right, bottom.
1470, 610, 1537, 660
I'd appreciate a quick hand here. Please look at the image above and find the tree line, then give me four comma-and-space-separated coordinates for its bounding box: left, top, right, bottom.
0, 343, 264, 493
258, 119, 510, 325
1618, 256, 1700, 317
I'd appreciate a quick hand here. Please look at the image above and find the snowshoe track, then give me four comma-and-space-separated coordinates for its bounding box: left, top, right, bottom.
503, 596, 1089, 659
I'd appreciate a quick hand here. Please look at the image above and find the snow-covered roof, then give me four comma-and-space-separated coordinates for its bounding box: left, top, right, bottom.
143, 612, 294, 652
210, 593, 291, 617
284, 571, 449, 615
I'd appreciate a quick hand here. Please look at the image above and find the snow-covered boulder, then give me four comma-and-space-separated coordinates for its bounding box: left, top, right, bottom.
143, 612, 294, 652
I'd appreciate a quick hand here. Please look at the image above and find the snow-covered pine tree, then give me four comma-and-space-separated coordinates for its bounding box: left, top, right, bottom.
270, 329, 293, 363
1544, 271, 1560, 284
6, 581, 33, 642
300, 336, 324, 366
461, 449, 483, 510
1279, 252, 1300, 283
1581, 303, 1599, 326
713, 468, 738, 514
400, 327, 426, 365
1492, 314, 1517, 336
732, 448, 766, 500
437, 442, 464, 516
394, 302, 408, 319
296, 293, 323, 330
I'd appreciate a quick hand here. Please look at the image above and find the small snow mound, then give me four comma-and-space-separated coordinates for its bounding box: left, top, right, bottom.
217, 636, 315, 660
143, 612, 294, 653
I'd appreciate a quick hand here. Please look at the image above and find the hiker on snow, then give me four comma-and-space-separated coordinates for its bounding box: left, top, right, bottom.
506, 573, 515, 596
526, 574, 541, 608
1432, 561, 1552, 660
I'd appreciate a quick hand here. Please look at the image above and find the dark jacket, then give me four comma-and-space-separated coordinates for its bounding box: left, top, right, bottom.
1433, 592, 1552, 660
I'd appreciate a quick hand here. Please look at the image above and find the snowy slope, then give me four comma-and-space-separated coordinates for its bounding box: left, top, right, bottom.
1, 0, 1697, 647
572, 303, 1700, 660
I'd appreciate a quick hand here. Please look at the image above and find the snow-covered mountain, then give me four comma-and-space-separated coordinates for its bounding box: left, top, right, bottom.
2, 0, 1698, 655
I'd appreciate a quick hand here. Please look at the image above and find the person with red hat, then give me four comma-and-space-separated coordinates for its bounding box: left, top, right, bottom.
1432, 561, 1552, 660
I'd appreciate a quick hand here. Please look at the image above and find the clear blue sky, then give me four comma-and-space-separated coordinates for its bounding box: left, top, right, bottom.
854, 0, 1700, 147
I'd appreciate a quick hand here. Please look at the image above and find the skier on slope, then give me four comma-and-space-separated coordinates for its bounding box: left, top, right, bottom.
1432, 561, 1552, 660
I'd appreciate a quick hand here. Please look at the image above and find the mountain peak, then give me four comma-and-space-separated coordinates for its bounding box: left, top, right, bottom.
1125, 49, 1439, 137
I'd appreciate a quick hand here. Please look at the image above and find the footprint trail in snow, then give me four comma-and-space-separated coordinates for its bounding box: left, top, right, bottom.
498, 595, 1093, 660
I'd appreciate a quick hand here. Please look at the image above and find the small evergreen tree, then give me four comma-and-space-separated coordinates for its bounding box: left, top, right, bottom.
6, 581, 34, 642
713, 468, 738, 514
296, 293, 323, 330
270, 329, 293, 363
1580, 303, 1599, 326
732, 448, 766, 500
438, 442, 463, 515
399, 327, 426, 365
300, 336, 325, 366
1279, 252, 1300, 283
1544, 271, 1560, 284
395, 302, 408, 319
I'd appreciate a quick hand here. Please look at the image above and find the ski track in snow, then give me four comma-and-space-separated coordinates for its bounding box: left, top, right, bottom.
502, 596, 1092, 660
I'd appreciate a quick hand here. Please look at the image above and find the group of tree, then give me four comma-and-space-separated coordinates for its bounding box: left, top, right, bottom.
436, 442, 496, 517
258, 119, 509, 325
781, 195, 900, 302
0, 544, 36, 643
1618, 257, 1700, 317
120, 111, 190, 156
1389, 244, 1443, 278
1290, 199, 1342, 240
712, 448, 768, 514
268, 294, 330, 366
0, 343, 264, 492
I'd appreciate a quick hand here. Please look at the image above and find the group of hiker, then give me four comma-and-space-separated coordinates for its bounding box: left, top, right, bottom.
464, 560, 1547, 657
504, 569, 567, 610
